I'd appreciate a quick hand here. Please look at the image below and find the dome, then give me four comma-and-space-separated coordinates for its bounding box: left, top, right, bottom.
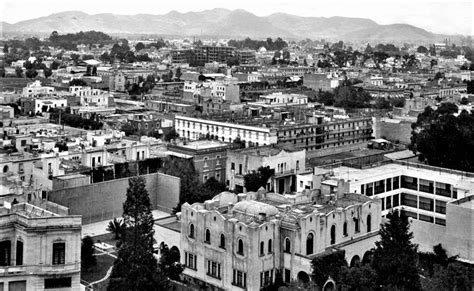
233, 200, 279, 218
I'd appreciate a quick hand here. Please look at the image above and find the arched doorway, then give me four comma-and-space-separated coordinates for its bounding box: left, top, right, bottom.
297, 271, 310, 284
362, 251, 373, 265
350, 255, 361, 267
169, 246, 180, 263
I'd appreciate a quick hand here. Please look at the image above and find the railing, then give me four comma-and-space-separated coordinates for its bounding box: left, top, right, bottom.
0, 262, 80, 276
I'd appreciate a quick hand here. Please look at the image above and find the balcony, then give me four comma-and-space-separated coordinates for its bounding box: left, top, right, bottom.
274, 169, 295, 178
0, 262, 81, 276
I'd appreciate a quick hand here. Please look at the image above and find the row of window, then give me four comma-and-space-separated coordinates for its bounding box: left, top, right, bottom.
0, 241, 65, 266
400, 193, 447, 214
361, 176, 457, 199
185, 252, 247, 287
177, 120, 268, 140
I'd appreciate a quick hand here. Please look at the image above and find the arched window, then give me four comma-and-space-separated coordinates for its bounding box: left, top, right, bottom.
219, 234, 225, 249
237, 239, 244, 255
268, 239, 272, 254
189, 224, 194, 238
330, 225, 336, 245
354, 218, 360, 233
367, 214, 372, 232
284, 237, 291, 253
343, 221, 348, 236
260, 241, 265, 256
306, 233, 314, 255
205, 229, 211, 244
16, 240, 23, 266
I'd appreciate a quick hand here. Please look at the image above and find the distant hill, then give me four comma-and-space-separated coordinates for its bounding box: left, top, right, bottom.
1, 9, 447, 43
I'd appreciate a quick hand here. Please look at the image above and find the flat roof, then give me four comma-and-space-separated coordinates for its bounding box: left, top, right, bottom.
178, 140, 230, 150
328, 163, 474, 188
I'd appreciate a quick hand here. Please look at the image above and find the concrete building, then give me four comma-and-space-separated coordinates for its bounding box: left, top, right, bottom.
303, 73, 339, 91
175, 113, 373, 157
0, 202, 82, 290
20, 97, 68, 115
180, 189, 381, 290
226, 145, 306, 193
175, 115, 278, 147
21, 81, 54, 97
167, 140, 240, 184
314, 161, 474, 262
183, 81, 240, 104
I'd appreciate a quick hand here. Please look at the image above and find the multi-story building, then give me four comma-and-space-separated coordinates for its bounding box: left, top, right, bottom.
314, 160, 474, 262
171, 46, 236, 65
175, 113, 373, 157
303, 73, 339, 91
180, 189, 381, 290
20, 97, 68, 115
175, 115, 279, 147
226, 145, 306, 193
167, 140, 240, 184
236, 50, 256, 65
21, 81, 54, 97
0, 202, 82, 290
183, 81, 240, 104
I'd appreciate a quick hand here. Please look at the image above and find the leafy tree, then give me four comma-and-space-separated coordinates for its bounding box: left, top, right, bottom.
15, 67, 23, 78
108, 177, 169, 290
43, 68, 53, 78
107, 218, 126, 240
159, 243, 184, 281
460, 97, 469, 105
372, 210, 421, 290
424, 262, 472, 291
340, 264, 378, 291
162, 156, 199, 212
175, 67, 182, 81
164, 128, 179, 141
25, 69, 38, 79
135, 42, 145, 51
410, 104, 474, 171
81, 236, 96, 270
69, 79, 88, 86
232, 137, 246, 149
244, 166, 275, 192
3, 43, 9, 53
312, 249, 347, 288
416, 46, 428, 54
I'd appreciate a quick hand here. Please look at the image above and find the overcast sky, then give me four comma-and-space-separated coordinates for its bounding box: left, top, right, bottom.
2, 0, 473, 35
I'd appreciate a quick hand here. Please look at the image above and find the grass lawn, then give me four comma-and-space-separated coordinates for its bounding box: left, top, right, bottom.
81, 254, 115, 284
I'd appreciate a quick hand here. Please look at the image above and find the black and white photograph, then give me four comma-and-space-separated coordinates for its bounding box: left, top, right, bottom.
0, 0, 473, 290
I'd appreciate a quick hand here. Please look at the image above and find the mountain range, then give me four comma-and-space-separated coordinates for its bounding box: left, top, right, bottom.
0, 9, 451, 43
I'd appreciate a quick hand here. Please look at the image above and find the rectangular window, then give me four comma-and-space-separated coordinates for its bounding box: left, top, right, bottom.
393, 176, 400, 190
52, 242, 65, 265
419, 179, 434, 193
366, 183, 373, 196
419, 197, 434, 211
0, 240, 11, 266
44, 277, 72, 289
16, 241, 23, 266
402, 210, 417, 219
239, 164, 242, 175
401, 176, 418, 190
435, 200, 446, 214
386, 196, 392, 209
393, 194, 400, 207
386, 178, 392, 191
361, 185, 364, 195
401, 193, 418, 208
185, 252, 197, 270
419, 214, 434, 223
436, 182, 452, 197
233, 269, 247, 287
374, 180, 385, 194
231, 162, 235, 170
435, 218, 446, 226
207, 260, 221, 279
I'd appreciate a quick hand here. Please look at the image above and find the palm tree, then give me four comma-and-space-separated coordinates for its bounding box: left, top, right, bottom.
107, 218, 125, 240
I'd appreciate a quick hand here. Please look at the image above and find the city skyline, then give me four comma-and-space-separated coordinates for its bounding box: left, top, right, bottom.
2, 0, 473, 36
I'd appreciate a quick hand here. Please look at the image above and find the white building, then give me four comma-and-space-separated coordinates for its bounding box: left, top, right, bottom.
315, 161, 474, 262
21, 81, 55, 97
175, 115, 278, 147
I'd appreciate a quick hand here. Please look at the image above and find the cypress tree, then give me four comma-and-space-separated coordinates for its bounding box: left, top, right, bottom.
108, 176, 168, 290
372, 210, 421, 290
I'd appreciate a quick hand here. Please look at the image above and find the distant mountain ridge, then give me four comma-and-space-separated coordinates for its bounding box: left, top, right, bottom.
1, 9, 448, 43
